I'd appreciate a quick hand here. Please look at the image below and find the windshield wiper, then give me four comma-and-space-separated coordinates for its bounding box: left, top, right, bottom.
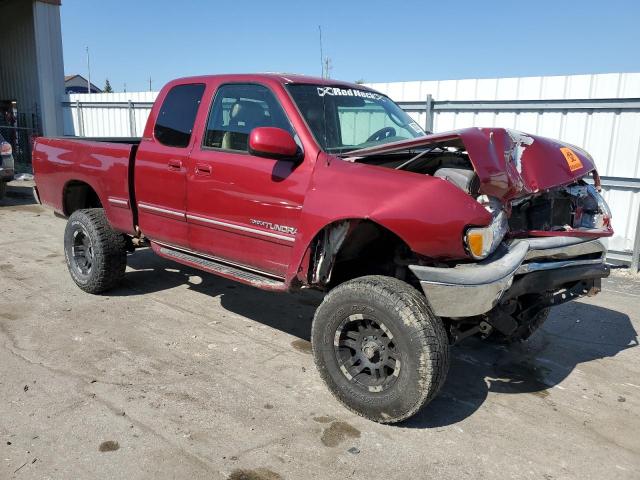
326, 146, 358, 155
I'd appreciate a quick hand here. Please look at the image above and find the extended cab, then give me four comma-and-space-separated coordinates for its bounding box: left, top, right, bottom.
32, 74, 613, 423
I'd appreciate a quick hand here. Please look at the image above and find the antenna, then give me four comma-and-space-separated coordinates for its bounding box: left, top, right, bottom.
149, 76, 152, 92
324, 57, 332, 79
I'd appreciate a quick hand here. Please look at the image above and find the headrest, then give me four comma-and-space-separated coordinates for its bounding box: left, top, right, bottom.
305, 106, 323, 122
229, 100, 265, 127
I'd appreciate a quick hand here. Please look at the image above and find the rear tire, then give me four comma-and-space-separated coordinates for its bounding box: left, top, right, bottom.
311, 275, 449, 424
64, 208, 127, 294
0, 181, 6, 199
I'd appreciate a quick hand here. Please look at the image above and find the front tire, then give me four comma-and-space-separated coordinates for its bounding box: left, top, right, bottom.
0, 181, 6, 199
64, 208, 127, 294
311, 275, 449, 424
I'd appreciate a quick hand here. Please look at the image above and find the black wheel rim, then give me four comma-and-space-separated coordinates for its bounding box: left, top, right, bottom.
71, 227, 94, 276
334, 314, 401, 392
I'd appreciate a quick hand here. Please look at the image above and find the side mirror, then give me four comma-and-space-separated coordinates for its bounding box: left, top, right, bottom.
249, 127, 301, 162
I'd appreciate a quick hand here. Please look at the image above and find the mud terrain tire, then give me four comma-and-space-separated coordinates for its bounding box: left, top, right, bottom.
312, 275, 449, 423
64, 208, 126, 294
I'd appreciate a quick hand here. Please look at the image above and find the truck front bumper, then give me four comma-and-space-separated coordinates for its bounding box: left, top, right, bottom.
409, 237, 609, 317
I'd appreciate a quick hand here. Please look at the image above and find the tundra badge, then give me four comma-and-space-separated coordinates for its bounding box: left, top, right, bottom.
250, 219, 297, 236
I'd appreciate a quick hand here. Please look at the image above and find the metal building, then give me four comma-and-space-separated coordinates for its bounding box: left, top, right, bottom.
0, 0, 64, 169
65, 74, 102, 94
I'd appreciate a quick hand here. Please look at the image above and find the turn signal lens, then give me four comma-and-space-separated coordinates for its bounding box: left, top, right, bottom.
465, 211, 508, 260
466, 232, 485, 258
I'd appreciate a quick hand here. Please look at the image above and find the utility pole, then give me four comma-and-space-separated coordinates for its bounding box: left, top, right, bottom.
318, 26, 324, 78
86, 46, 91, 93
149, 76, 152, 92
123, 82, 127, 93
318, 26, 332, 79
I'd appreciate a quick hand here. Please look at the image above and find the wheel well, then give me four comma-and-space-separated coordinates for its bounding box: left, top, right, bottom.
63, 181, 102, 216
310, 220, 420, 290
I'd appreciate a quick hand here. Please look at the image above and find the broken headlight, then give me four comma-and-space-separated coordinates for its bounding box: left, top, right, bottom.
464, 210, 508, 260
573, 184, 612, 230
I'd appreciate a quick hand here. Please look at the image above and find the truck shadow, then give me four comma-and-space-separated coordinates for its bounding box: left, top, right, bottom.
405, 302, 637, 428
117, 249, 637, 428
116, 248, 321, 340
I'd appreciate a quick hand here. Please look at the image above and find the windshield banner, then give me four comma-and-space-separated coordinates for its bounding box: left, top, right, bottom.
317, 87, 383, 100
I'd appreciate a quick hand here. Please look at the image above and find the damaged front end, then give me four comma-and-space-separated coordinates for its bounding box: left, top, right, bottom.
509, 181, 612, 238
348, 127, 613, 342
409, 236, 608, 342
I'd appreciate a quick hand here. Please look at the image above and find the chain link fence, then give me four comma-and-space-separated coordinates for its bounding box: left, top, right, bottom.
0, 125, 37, 174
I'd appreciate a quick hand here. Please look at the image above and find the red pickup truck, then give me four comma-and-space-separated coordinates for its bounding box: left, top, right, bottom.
33, 74, 612, 423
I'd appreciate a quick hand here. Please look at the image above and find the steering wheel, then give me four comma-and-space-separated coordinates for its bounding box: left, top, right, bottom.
366, 126, 396, 143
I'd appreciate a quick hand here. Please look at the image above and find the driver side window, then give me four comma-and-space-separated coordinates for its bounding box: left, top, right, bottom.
203, 83, 292, 152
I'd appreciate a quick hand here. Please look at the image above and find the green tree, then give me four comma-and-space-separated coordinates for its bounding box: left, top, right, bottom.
103, 79, 113, 93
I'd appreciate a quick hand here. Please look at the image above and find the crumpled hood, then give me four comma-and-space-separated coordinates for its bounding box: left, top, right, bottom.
349, 127, 597, 200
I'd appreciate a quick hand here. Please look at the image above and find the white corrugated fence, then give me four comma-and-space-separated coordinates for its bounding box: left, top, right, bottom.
63, 91, 157, 138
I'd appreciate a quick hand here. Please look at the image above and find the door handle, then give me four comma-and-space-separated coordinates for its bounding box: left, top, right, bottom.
195, 163, 212, 176
167, 159, 182, 170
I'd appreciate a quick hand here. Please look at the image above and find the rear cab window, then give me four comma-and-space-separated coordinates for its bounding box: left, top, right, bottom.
154, 83, 206, 148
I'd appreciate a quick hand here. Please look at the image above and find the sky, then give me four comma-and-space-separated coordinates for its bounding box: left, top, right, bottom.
60, 0, 640, 93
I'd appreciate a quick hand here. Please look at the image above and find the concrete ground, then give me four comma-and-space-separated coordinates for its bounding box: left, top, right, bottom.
1, 180, 639, 480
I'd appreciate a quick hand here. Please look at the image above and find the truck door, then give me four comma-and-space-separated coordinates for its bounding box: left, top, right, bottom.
134, 83, 205, 247
186, 83, 313, 277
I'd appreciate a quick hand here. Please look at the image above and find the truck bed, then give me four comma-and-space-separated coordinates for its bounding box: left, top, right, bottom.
32, 137, 138, 234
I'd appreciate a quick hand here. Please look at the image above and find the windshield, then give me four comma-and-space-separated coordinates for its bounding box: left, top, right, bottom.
287, 84, 425, 153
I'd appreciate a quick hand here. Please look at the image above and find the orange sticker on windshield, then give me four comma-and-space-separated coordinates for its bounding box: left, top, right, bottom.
560, 147, 583, 172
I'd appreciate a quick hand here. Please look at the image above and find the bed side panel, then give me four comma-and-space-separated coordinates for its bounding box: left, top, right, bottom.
32, 138, 136, 234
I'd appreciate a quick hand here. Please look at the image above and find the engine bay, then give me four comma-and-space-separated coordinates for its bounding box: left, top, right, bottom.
509, 182, 611, 235
350, 139, 611, 237
350, 139, 480, 195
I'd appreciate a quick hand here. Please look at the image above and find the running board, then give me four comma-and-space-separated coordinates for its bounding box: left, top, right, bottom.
155, 244, 286, 290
